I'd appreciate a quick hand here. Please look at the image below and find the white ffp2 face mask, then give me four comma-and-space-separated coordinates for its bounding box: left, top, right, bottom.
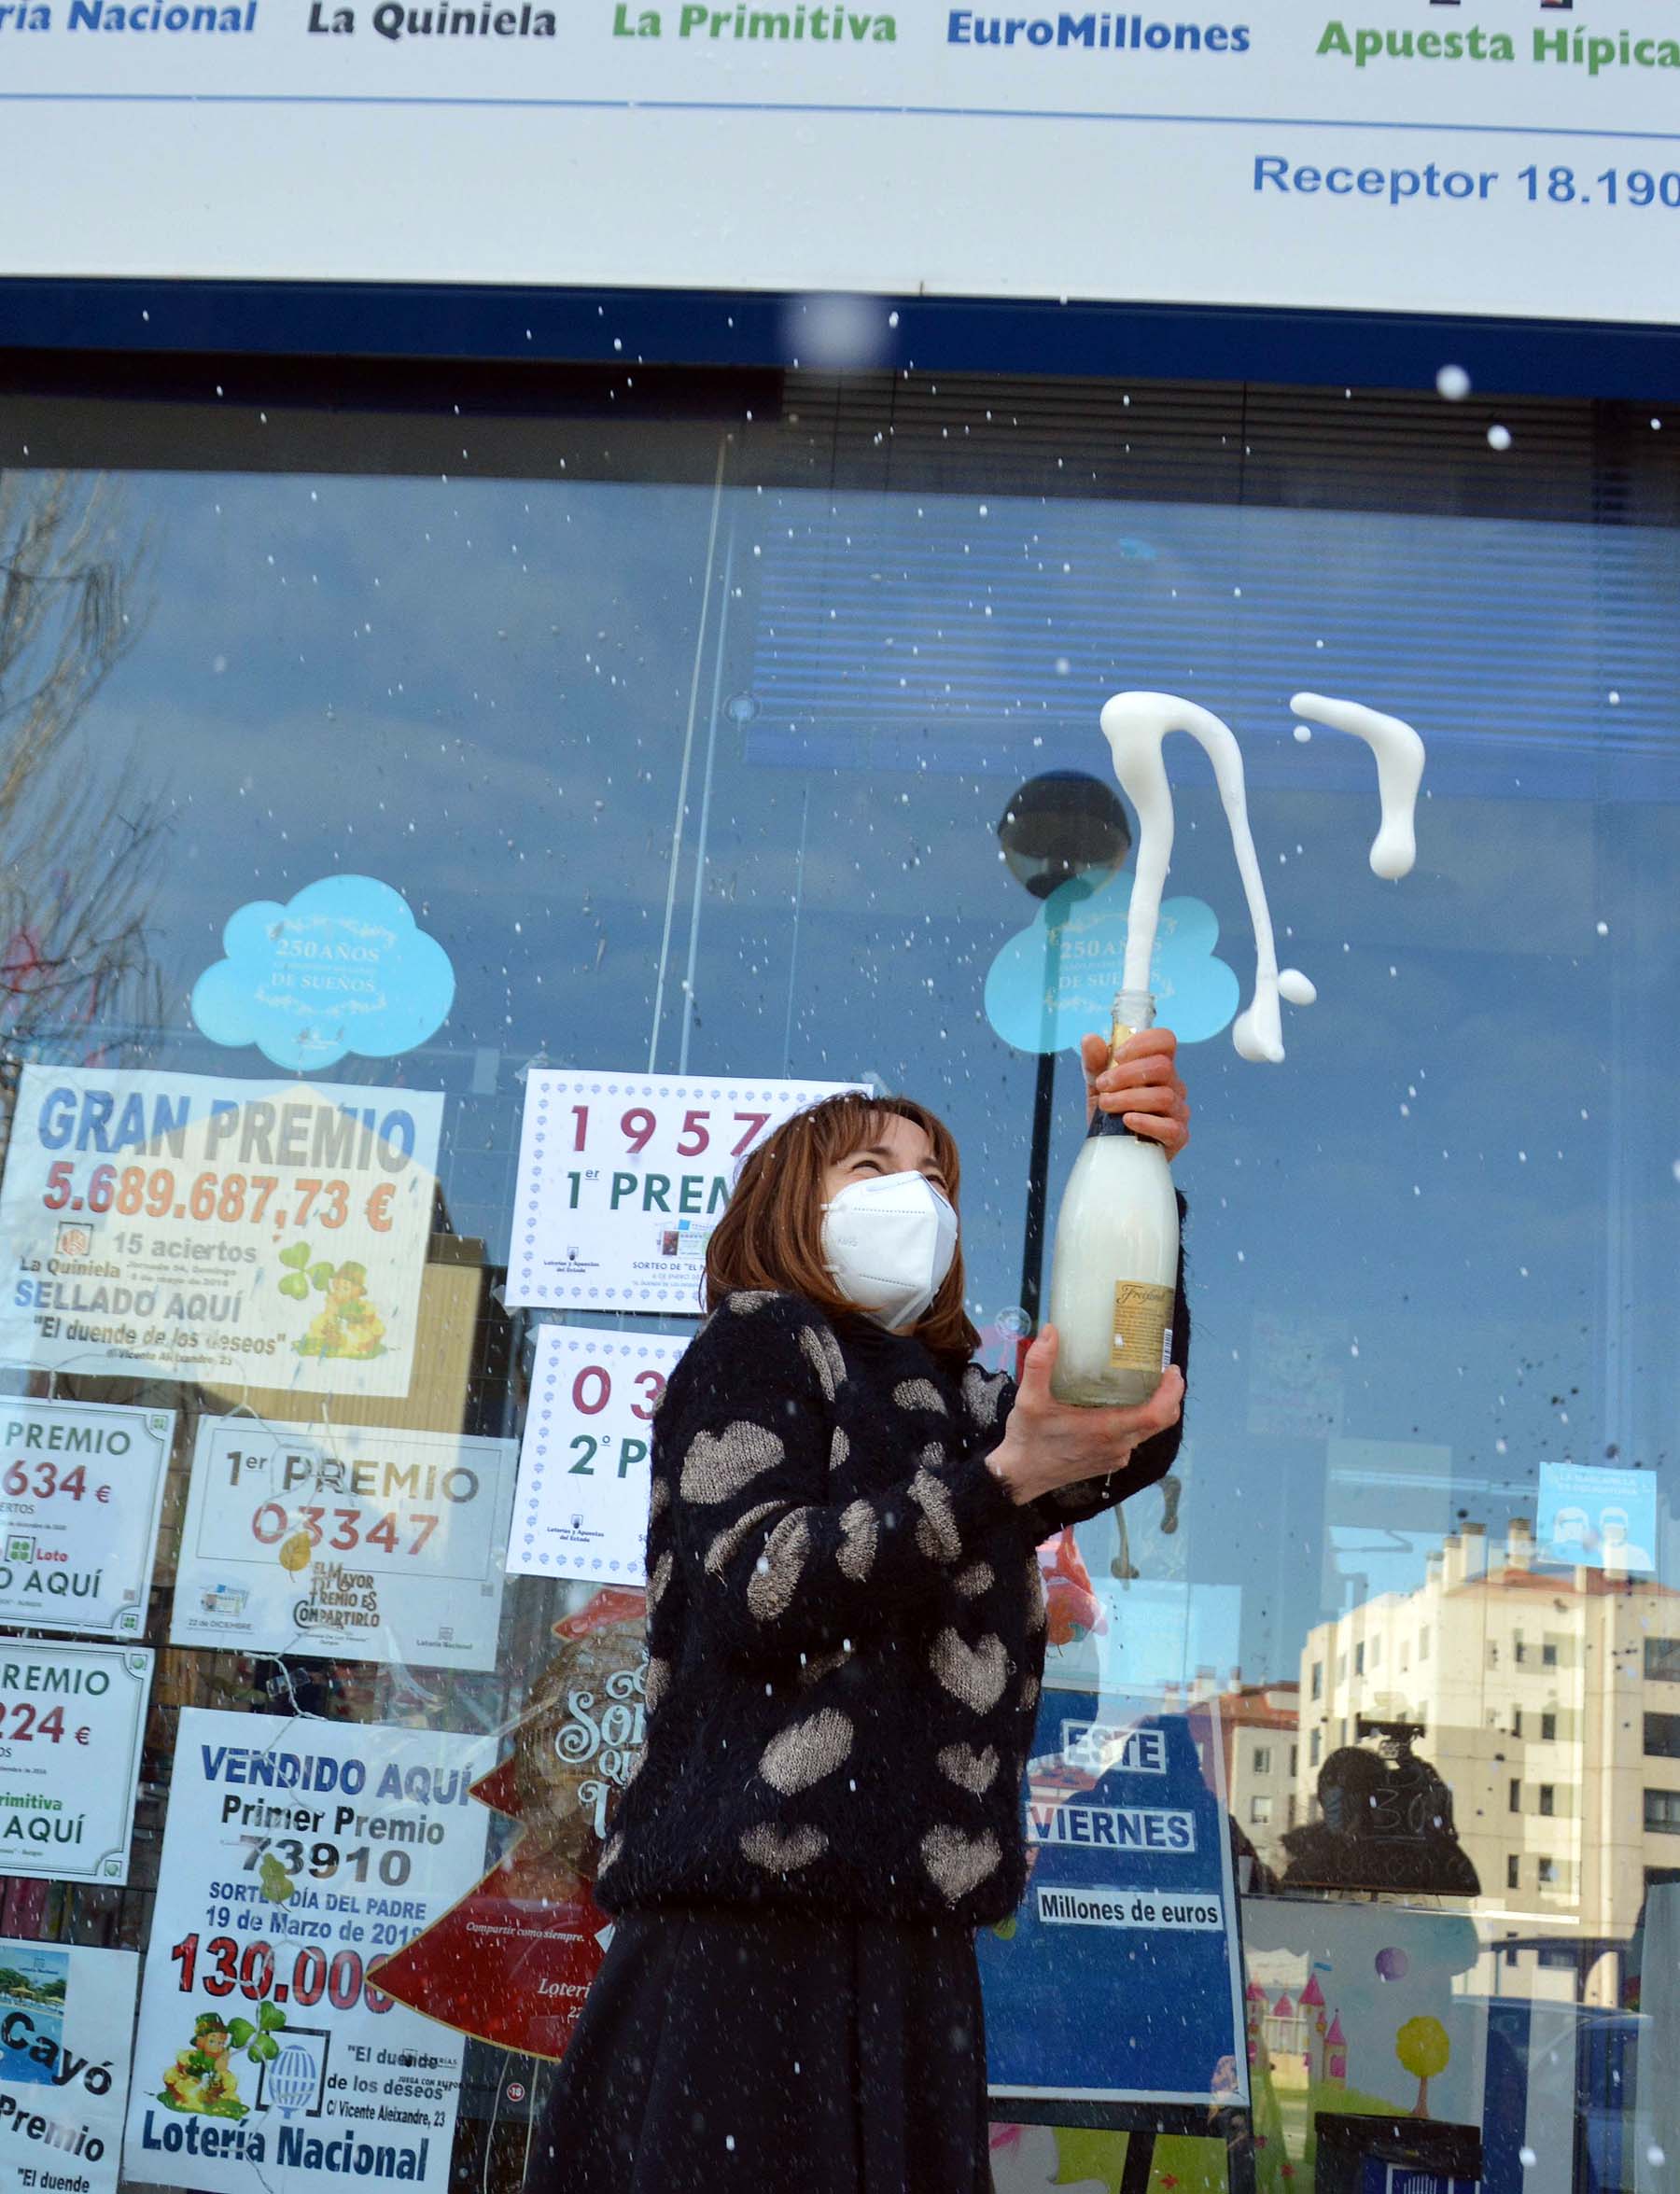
820, 1172, 959, 1331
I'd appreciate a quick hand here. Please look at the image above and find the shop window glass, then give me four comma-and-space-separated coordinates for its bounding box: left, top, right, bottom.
0, 366, 1673, 2194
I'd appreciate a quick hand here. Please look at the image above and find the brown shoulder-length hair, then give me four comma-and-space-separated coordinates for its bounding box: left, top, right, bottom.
705, 1092, 979, 1372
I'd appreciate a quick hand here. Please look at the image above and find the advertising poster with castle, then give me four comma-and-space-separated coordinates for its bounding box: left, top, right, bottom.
171, 1420, 516, 1670
0, 1935, 140, 2194
1240, 1898, 1491, 2193
124, 1710, 491, 2194
0, 1065, 442, 1401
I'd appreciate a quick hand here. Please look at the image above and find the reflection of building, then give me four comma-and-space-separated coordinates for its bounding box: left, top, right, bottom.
1183, 1677, 1300, 1877
1299, 1520, 1680, 2003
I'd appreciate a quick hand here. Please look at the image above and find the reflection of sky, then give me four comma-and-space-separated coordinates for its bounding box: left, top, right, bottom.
1325, 1528, 1447, 1612
30, 468, 1680, 1684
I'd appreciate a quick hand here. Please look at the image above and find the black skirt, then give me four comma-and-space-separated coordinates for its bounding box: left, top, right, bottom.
536, 1906, 995, 2194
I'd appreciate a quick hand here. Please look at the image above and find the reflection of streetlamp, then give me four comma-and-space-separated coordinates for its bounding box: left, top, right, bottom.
996, 772, 1133, 1343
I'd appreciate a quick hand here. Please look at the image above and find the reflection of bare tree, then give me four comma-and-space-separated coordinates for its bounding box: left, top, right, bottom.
0, 473, 162, 1058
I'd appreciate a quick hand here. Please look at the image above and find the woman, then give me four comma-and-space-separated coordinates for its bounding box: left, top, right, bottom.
541, 1028, 1190, 2193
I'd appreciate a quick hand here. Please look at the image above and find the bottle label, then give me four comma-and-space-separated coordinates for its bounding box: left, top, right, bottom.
1111, 1282, 1174, 1375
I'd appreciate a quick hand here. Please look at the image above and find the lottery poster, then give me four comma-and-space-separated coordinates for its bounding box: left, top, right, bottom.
0, 1935, 140, 2194
507, 1069, 858, 1309
123, 1710, 491, 2194
0, 1064, 442, 1400
978, 1686, 1247, 2117
508, 1324, 689, 1584
0, 1397, 175, 1640
0, 1640, 152, 1885
171, 1420, 517, 1670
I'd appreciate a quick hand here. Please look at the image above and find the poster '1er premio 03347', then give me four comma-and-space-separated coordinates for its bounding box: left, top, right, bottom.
171, 1418, 517, 1669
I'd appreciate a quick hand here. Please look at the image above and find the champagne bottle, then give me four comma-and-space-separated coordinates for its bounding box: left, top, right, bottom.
1045, 988, 1180, 1406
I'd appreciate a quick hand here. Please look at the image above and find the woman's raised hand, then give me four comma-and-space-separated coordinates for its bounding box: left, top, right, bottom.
987, 1326, 1183, 1506
1081, 1026, 1190, 1162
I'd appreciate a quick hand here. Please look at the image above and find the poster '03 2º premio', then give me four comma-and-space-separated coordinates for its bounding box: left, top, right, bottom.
0, 1064, 443, 1400
124, 1711, 492, 2194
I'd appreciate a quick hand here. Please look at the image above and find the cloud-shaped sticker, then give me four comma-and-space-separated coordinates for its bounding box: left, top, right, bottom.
984, 876, 1239, 1055
191, 874, 455, 1071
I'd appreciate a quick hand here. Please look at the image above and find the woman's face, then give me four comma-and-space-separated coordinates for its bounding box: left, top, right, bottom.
819, 1111, 950, 1210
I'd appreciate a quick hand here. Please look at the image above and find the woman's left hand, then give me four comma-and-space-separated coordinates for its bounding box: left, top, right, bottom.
1081, 1027, 1190, 1162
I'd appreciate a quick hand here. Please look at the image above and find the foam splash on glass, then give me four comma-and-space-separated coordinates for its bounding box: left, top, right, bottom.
1101, 687, 1425, 1062
1044, 686, 1425, 1407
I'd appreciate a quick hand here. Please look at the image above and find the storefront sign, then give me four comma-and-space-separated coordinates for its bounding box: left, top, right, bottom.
508, 1069, 853, 1308
0, 1641, 152, 1885
0, 1935, 140, 2194
0, 1398, 174, 1641
123, 1710, 491, 2194
978, 1686, 1246, 2112
191, 874, 456, 1073
172, 1419, 516, 1670
985, 882, 1240, 1054
4, 9, 1678, 324
508, 1324, 687, 1584
0, 1065, 442, 1400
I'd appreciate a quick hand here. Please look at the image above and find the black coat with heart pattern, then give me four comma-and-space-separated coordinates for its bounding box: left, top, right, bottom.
596, 1278, 1187, 1927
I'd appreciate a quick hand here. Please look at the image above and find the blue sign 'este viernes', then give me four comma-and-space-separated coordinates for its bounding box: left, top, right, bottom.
978, 1687, 1247, 2113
